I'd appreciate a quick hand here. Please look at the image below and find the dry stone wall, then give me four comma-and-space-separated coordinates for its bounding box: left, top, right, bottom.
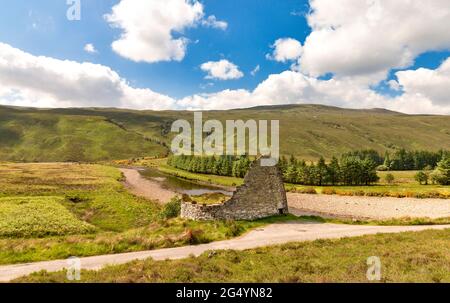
181, 158, 289, 220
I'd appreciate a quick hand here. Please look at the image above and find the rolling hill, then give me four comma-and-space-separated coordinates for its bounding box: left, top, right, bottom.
0, 104, 449, 162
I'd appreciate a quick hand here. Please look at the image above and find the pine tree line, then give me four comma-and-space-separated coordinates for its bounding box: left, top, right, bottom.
167, 150, 449, 186
279, 156, 379, 186
343, 149, 448, 171
167, 154, 380, 186
167, 155, 251, 178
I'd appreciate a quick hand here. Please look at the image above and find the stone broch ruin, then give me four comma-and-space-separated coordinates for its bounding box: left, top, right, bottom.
181, 158, 289, 220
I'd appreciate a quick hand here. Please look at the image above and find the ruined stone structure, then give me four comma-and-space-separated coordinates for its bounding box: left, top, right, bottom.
181, 158, 289, 220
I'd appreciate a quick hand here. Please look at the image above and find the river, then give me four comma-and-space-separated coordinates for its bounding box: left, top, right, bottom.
138, 167, 234, 196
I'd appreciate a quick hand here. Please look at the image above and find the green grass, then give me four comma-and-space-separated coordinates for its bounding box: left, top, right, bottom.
0, 162, 309, 265
0, 196, 96, 238
0, 163, 160, 232
0, 214, 309, 265
0, 107, 167, 162
1, 104, 449, 162
16, 229, 450, 283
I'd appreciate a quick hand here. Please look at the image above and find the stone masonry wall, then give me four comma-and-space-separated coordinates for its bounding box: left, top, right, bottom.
181, 158, 289, 220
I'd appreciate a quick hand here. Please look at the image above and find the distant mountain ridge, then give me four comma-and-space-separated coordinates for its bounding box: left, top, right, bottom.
0, 104, 449, 162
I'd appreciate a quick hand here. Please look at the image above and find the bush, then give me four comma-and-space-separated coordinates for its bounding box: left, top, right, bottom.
160, 197, 182, 219
353, 190, 366, 196
65, 193, 89, 203
384, 173, 395, 184
377, 165, 389, 171
225, 221, 244, 237
430, 156, 450, 185
365, 191, 383, 197
296, 187, 317, 194
414, 171, 429, 185
322, 188, 337, 195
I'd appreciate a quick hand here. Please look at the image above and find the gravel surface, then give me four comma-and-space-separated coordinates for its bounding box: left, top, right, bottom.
288, 193, 450, 219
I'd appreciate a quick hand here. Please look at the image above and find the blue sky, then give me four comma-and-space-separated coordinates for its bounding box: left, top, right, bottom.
0, 0, 449, 113
0, 0, 311, 97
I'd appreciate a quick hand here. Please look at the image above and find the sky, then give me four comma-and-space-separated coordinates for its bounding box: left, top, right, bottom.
0, 0, 449, 114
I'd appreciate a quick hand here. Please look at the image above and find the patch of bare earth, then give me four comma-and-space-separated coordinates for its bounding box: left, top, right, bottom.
288, 193, 450, 220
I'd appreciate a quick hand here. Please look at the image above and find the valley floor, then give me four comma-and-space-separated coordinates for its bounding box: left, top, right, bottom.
1, 162, 449, 283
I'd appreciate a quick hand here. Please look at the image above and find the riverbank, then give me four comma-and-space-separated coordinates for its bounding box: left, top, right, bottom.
120, 168, 178, 204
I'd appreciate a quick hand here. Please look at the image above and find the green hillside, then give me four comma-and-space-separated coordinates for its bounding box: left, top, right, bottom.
0, 104, 449, 162
0, 106, 167, 162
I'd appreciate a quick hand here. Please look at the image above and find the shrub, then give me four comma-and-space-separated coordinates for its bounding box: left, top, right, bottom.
296, 187, 317, 194
353, 190, 366, 196
181, 194, 192, 202
160, 197, 182, 219
65, 193, 89, 203
384, 173, 395, 184
322, 188, 336, 195
225, 221, 243, 237
365, 191, 383, 197
414, 171, 429, 185
430, 156, 450, 185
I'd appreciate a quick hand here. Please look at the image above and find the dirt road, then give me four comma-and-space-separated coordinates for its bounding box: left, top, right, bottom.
1, 222, 448, 282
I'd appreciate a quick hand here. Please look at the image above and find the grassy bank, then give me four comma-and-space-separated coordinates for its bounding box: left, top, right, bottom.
17, 229, 450, 283
158, 164, 243, 188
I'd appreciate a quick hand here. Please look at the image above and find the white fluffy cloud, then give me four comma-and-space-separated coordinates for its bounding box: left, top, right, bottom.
179, 71, 386, 110
201, 15, 228, 30
105, 0, 227, 63
267, 38, 303, 63
105, 0, 203, 63
200, 59, 244, 80
1, 41, 449, 114
179, 63, 450, 114
0, 43, 175, 109
299, 0, 450, 83
84, 43, 97, 54
395, 57, 450, 106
